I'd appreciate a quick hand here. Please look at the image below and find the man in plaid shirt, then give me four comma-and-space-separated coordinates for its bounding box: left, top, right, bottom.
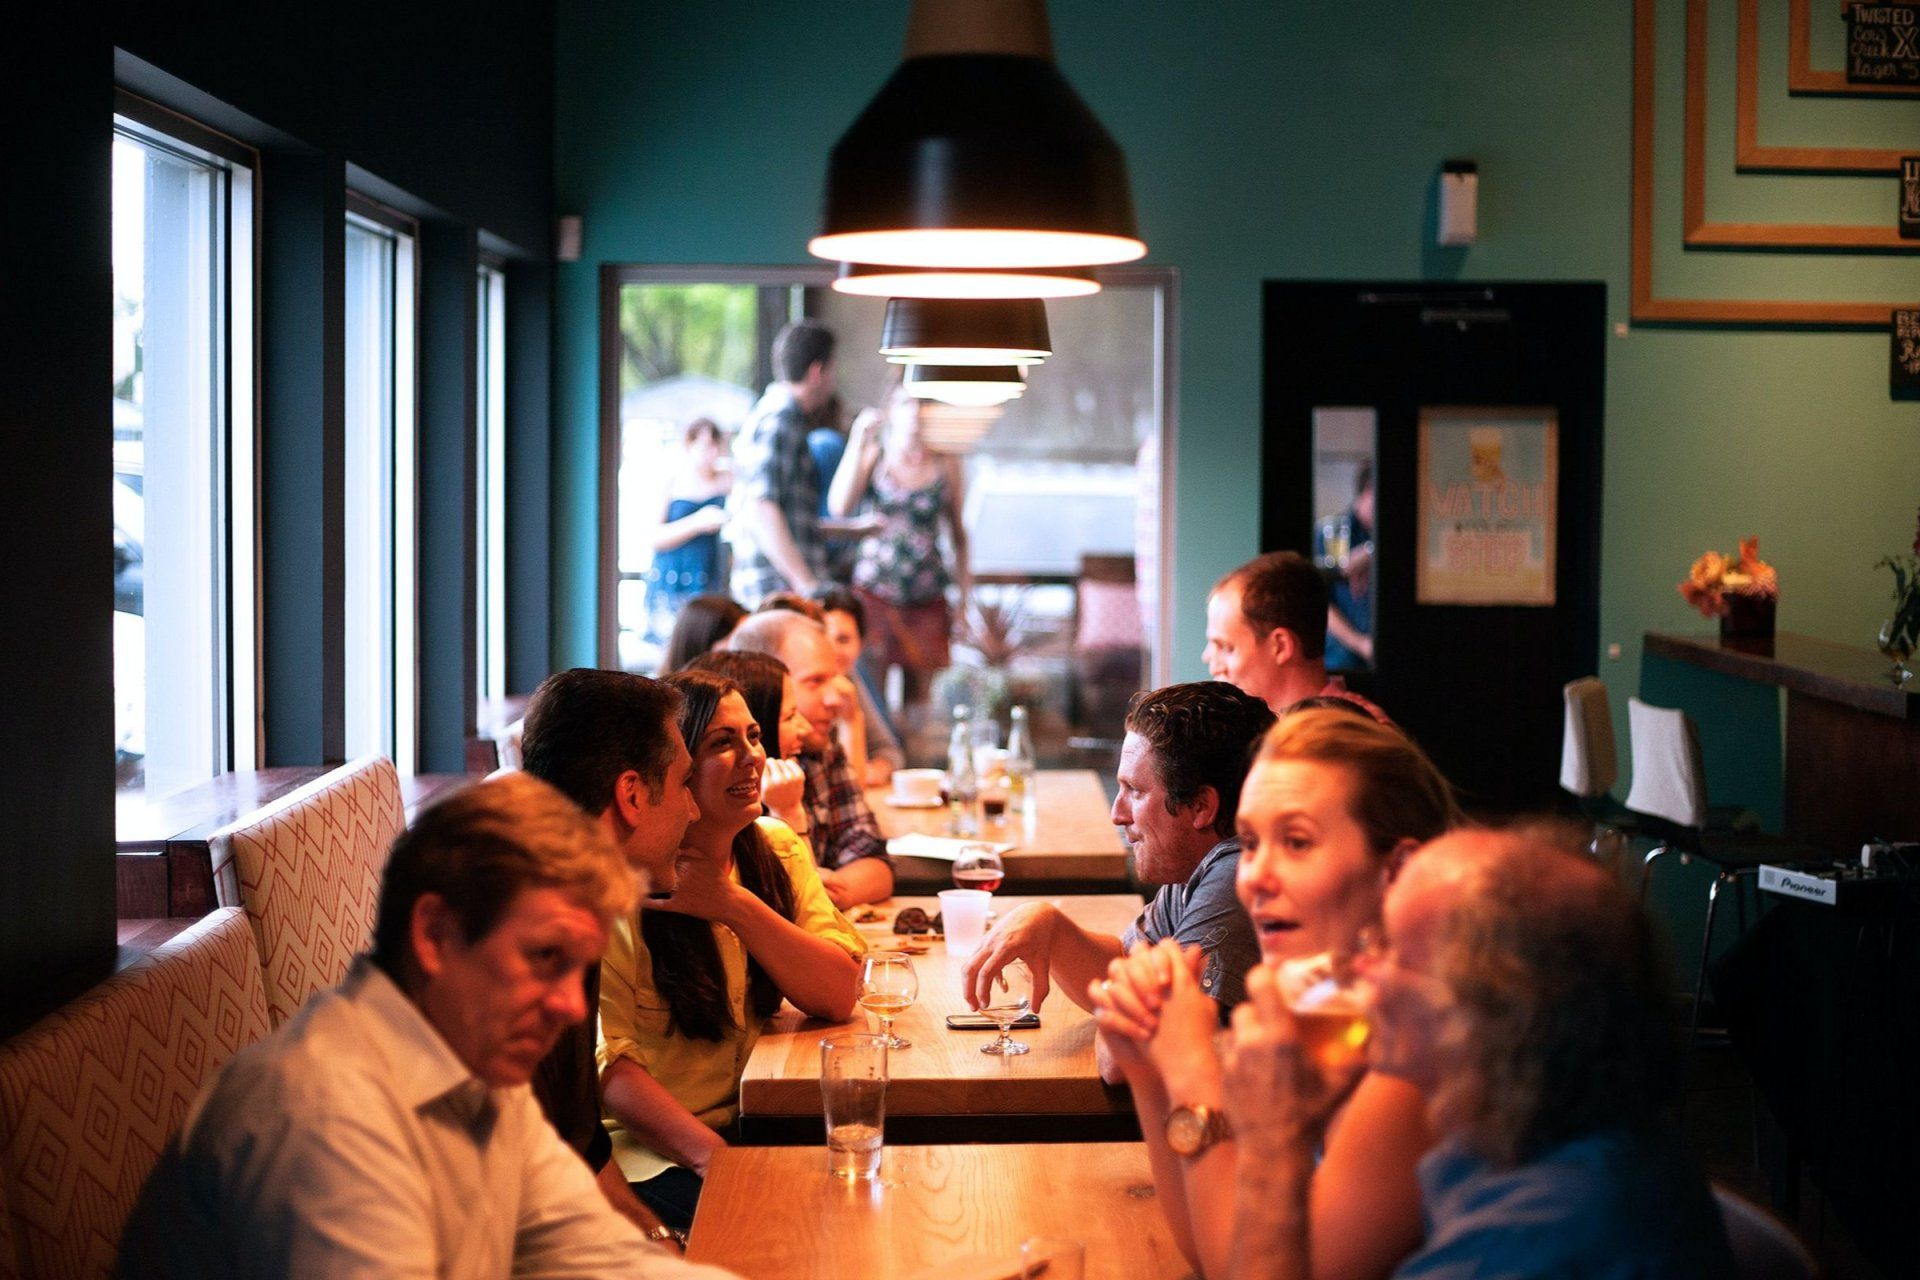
728, 610, 895, 909
729, 320, 837, 607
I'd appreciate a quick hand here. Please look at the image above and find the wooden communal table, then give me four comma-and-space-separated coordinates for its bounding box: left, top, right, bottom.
686, 1143, 1191, 1280
738, 895, 1141, 1141
1644, 632, 1920, 856
871, 768, 1131, 892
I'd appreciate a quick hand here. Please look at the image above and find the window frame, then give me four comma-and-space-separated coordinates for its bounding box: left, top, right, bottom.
342, 191, 422, 772
476, 257, 509, 709
594, 263, 1179, 684
110, 89, 261, 797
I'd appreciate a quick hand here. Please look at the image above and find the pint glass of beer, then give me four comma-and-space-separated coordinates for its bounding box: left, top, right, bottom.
1274, 950, 1372, 1076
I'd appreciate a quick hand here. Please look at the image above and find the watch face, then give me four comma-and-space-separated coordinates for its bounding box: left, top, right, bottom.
1167, 1106, 1205, 1156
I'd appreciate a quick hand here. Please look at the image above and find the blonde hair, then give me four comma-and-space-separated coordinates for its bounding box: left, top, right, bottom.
371, 772, 635, 976
1256, 708, 1461, 856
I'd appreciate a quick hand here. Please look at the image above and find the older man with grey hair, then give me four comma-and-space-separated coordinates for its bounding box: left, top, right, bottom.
1224, 826, 1734, 1280
726, 609, 893, 908
120, 774, 732, 1278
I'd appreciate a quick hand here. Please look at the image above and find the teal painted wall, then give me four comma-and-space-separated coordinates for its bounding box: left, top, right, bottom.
554, 1, 1917, 816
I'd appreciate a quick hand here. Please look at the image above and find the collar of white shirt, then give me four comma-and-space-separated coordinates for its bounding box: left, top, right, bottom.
345, 958, 491, 1120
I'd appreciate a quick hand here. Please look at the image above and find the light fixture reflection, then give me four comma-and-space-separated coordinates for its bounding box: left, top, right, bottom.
833, 262, 1099, 300
904, 363, 1027, 408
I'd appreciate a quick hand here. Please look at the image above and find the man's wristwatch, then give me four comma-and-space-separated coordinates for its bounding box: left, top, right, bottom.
1165, 1103, 1233, 1158
644, 1224, 686, 1247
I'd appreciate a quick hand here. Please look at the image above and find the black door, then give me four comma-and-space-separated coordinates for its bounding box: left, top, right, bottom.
1261, 282, 1606, 813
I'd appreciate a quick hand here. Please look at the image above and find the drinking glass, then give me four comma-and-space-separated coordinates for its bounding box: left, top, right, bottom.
1020, 1237, 1085, 1280
1274, 950, 1373, 1076
859, 951, 919, 1050
979, 958, 1033, 1056
951, 843, 1006, 894
819, 1033, 888, 1180
937, 888, 992, 959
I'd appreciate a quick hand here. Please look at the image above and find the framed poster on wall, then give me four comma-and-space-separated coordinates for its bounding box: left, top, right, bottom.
1417, 407, 1558, 606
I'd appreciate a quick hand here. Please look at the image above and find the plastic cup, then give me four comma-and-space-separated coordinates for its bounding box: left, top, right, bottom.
820, 1033, 888, 1180
937, 888, 992, 959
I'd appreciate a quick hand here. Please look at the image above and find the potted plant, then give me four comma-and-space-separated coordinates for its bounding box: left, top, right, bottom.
1875, 507, 1920, 684
1678, 535, 1778, 643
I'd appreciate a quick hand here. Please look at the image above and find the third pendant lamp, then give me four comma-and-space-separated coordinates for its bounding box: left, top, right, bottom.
809, 0, 1145, 271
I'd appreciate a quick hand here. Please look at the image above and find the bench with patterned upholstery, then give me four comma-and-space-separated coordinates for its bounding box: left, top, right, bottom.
0, 909, 270, 1279
210, 755, 406, 1027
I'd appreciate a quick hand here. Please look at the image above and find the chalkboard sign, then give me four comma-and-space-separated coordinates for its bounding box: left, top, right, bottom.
1903, 157, 1920, 239
1894, 309, 1920, 397
1849, 4, 1920, 86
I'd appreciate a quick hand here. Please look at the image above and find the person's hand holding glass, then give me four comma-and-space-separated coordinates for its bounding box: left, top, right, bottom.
859, 951, 919, 1051
979, 958, 1034, 1056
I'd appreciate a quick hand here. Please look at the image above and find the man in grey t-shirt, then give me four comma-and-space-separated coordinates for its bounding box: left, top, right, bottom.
962, 682, 1274, 1078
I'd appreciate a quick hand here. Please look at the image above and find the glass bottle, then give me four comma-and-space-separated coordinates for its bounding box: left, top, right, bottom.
947, 704, 980, 837
1005, 705, 1036, 816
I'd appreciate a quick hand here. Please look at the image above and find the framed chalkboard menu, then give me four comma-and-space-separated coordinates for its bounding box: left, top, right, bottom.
1849, 3, 1920, 86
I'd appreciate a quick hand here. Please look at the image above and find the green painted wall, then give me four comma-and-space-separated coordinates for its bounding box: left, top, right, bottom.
554, 1, 1917, 817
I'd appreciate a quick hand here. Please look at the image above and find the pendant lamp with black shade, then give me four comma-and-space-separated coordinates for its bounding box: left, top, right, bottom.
809, 0, 1145, 272
879, 297, 1051, 366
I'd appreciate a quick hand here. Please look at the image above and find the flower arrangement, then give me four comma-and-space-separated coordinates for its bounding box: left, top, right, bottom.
1679, 535, 1778, 619
1874, 507, 1920, 680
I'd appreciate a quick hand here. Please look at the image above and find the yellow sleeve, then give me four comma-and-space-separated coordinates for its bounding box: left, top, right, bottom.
596, 910, 667, 1073
758, 818, 868, 958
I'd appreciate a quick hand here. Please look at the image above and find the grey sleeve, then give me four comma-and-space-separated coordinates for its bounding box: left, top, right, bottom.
1173, 861, 1260, 1013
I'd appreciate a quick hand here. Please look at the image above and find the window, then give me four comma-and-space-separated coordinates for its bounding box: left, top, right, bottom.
111, 99, 256, 805
601, 267, 1177, 764
343, 202, 418, 770
476, 261, 508, 707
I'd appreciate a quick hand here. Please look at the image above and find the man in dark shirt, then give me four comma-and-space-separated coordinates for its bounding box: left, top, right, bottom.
519, 668, 700, 1245
1204, 550, 1389, 723
961, 682, 1275, 1081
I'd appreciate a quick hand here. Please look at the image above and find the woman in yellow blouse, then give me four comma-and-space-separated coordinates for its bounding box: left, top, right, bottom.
599, 667, 865, 1229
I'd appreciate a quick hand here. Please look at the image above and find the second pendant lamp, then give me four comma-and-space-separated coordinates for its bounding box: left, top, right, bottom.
879, 297, 1051, 367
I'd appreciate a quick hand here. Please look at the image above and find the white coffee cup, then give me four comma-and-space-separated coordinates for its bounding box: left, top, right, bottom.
937, 889, 992, 959
891, 768, 945, 804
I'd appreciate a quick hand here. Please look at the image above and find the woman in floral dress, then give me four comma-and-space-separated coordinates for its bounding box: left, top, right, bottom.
827, 385, 971, 712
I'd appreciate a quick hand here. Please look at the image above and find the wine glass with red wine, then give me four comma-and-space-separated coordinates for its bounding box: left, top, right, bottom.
951, 844, 1005, 893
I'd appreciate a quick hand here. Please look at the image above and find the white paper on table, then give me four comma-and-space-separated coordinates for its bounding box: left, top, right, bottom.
884, 834, 1016, 862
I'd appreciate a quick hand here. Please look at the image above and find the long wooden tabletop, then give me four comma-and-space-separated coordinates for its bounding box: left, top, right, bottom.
871, 768, 1132, 891
686, 1143, 1193, 1279
738, 894, 1142, 1120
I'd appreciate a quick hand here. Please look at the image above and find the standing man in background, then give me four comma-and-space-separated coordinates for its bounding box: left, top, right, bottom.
729, 320, 879, 605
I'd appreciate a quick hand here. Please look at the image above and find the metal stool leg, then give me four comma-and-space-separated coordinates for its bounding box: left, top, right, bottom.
1689, 872, 1726, 1048
1639, 844, 1670, 900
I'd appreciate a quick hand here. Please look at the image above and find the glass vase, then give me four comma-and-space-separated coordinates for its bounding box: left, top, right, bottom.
1878, 616, 1915, 685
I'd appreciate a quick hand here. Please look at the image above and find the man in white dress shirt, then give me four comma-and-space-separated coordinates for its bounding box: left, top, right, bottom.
118, 772, 731, 1279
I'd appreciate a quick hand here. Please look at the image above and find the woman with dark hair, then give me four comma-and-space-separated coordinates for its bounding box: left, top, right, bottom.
660, 593, 747, 674
687, 649, 812, 840
597, 668, 863, 1230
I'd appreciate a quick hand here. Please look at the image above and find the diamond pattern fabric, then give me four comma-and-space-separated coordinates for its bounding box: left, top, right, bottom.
0, 909, 269, 1279
211, 756, 405, 1027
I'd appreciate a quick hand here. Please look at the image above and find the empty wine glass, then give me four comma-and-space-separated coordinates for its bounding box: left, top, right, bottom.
859, 952, 919, 1051
980, 958, 1033, 1056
